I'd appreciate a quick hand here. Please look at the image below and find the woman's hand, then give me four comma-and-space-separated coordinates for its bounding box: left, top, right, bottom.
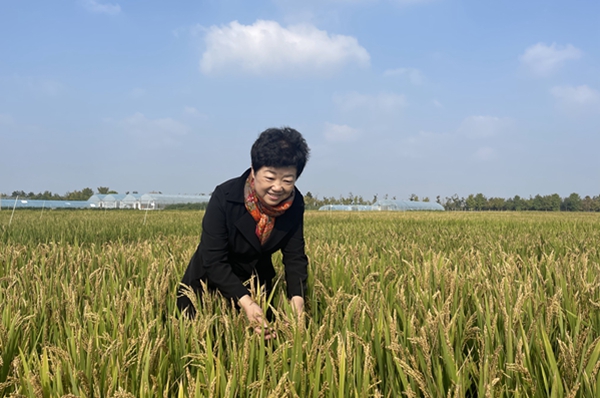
239, 295, 276, 339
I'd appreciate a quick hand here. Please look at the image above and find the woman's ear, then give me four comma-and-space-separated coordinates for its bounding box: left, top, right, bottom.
250, 167, 255, 179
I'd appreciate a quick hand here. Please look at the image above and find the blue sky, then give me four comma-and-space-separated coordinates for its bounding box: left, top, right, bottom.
1, 0, 599, 200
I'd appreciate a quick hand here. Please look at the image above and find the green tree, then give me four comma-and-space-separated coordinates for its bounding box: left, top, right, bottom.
512, 195, 526, 211
582, 196, 595, 212
531, 195, 543, 211
81, 187, 94, 200
474, 193, 487, 210
465, 194, 476, 210
303, 191, 321, 210
548, 194, 561, 211
593, 195, 600, 212
64, 188, 94, 201
562, 193, 582, 211
444, 195, 464, 211
38, 191, 57, 200
488, 197, 506, 211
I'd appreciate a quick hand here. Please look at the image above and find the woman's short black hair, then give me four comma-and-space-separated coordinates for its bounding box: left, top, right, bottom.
251, 127, 310, 177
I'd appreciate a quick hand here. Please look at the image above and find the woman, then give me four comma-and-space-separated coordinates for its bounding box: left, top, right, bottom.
177, 127, 310, 338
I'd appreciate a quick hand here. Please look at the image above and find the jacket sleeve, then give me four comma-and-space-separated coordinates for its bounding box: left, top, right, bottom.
281, 205, 309, 299
197, 187, 250, 301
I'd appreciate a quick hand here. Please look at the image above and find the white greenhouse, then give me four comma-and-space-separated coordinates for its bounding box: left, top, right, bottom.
139, 194, 211, 210
319, 200, 444, 212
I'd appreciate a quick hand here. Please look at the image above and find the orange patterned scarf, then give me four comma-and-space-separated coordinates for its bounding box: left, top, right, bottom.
244, 174, 294, 245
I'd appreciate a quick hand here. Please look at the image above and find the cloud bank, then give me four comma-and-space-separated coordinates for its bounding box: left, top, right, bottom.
520, 42, 582, 77
551, 85, 600, 105
200, 20, 370, 76
551, 85, 600, 114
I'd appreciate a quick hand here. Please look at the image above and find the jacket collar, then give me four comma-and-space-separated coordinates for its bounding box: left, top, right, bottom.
224, 168, 252, 204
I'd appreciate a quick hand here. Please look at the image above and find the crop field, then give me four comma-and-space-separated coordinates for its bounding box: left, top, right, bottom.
1, 209, 600, 397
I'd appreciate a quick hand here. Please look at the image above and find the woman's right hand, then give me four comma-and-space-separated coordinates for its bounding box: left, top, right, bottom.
239, 295, 276, 339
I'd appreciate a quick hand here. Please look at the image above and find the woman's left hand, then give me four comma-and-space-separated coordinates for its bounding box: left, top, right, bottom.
239, 294, 277, 339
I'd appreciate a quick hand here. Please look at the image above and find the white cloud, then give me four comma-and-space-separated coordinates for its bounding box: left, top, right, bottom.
520, 42, 582, 77
550, 85, 600, 115
323, 123, 360, 142
121, 113, 189, 148
82, 0, 121, 15
200, 20, 370, 76
432, 99, 443, 108
384, 67, 424, 85
550, 85, 600, 106
334, 92, 407, 114
474, 147, 496, 161
457, 115, 512, 138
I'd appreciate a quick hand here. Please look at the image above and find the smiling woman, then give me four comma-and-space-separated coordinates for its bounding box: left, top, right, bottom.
177, 127, 310, 338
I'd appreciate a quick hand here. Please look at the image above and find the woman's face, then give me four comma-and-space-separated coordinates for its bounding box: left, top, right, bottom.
252, 166, 297, 206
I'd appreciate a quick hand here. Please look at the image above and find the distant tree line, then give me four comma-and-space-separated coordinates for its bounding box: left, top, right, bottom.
2, 187, 117, 201
4, 188, 599, 212
437, 193, 600, 212
303, 191, 600, 212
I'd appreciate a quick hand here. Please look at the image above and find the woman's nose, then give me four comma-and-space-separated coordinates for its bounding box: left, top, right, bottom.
272, 181, 283, 192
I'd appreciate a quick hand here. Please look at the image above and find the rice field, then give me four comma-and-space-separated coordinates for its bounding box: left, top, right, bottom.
1, 209, 600, 397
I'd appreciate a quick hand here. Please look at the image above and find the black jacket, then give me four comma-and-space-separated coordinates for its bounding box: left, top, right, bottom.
177, 169, 308, 312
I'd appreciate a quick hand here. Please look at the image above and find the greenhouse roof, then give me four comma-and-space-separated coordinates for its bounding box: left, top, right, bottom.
374, 200, 444, 211
102, 194, 127, 202
140, 193, 211, 205
319, 200, 444, 212
318, 205, 377, 211
87, 194, 107, 203
0, 199, 93, 209
122, 194, 142, 203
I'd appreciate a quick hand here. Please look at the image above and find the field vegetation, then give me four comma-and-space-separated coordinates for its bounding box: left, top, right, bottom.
1, 209, 600, 397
